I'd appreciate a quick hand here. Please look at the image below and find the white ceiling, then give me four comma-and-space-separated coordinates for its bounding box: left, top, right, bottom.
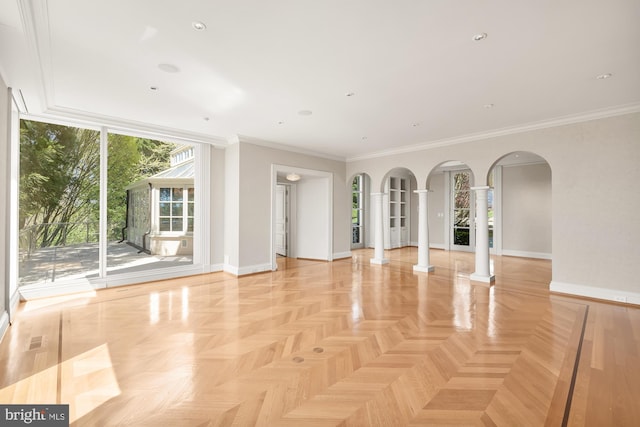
1, 0, 639, 160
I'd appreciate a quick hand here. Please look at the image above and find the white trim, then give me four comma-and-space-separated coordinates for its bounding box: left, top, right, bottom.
0, 311, 9, 342
238, 135, 344, 162
20, 279, 103, 300
413, 265, 434, 273
346, 102, 640, 162
225, 263, 272, 276
333, 251, 352, 260
470, 273, 496, 283
492, 166, 503, 256
10, 289, 20, 313
99, 127, 108, 278
502, 249, 552, 260
429, 243, 445, 250
550, 281, 640, 306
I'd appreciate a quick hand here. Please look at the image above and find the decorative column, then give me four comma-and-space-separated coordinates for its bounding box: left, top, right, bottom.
470, 186, 495, 283
413, 190, 434, 273
370, 192, 389, 265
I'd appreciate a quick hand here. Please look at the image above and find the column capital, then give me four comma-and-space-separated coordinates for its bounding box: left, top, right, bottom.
413, 189, 431, 194
470, 186, 492, 191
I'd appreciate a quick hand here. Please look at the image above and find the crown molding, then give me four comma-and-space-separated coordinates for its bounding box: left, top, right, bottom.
236, 134, 345, 162
25, 106, 228, 146
346, 103, 640, 162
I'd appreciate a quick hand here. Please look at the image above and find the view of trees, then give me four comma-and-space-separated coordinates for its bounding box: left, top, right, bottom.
19, 120, 175, 250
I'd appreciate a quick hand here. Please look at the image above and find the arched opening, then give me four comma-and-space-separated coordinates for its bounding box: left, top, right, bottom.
488, 151, 552, 259
380, 168, 418, 250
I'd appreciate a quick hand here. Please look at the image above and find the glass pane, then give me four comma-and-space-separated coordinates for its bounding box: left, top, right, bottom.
107, 136, 194, 274
187, 187, 194, 201
172, 202, 183, 216
19, 120, 100, 287
454, 228, 470, 245
159, 202, 170, 216
489, 228, 494, 249
454, 209, 470, 226
159, 218, 171, 231
160, 188, 171, 201
352, 209, 359, 224
352, 226, 360, 244
188, 218, 194, 232
454, 172, 470, 191
188, 202, 194, 217
455, 191, 470, 209
352, 192, 360, 209
172, 218, 183, 231
172, 187, 183, 200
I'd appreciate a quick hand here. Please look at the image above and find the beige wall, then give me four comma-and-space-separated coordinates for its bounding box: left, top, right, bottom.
427, 172, 445, 246
502, 163, 552, 256
347, 112, 640, 303
226, 140, 349, 274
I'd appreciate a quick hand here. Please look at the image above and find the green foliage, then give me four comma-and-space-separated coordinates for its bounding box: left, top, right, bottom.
20, 121, 177, 248
20, 120, 100, 247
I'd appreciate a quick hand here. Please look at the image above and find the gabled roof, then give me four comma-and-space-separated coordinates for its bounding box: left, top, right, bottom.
127, 160, 193, 190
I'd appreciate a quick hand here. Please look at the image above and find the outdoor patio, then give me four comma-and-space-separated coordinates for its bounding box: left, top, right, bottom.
19, 241, 193, 286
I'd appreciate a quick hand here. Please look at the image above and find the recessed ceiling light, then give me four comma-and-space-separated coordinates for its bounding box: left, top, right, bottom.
150, 86, 159, 91
596, 73, 612, 80
298, 110, 313, 116
158, 63, 180, 73
473, 33, 488, 41
412, 123, 420, 127
346, 92, 355, 97
361, 136, 367, 140
192, 21, 207, 31
278, 121, 284, 125
203, 117, 210, 121
483, 103, 494, 109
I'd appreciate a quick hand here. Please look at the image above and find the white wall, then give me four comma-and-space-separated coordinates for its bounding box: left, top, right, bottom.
0, 79, 9, 339
427, 172, 445, 246
347, 112, 640, 304
210, 147, 226, 269
502, 163, 552, 257
223, 142, 240, 272
296, 178, 329, 260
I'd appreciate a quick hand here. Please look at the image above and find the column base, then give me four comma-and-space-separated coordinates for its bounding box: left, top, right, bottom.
370, 258, 389, 265
413, 265, 434, 273
470, 273, 495, 284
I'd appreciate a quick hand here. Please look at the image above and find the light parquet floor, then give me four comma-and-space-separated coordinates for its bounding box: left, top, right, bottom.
0, 248, 639, 426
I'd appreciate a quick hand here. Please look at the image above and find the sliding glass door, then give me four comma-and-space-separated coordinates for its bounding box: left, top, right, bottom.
19, 119, 202, 295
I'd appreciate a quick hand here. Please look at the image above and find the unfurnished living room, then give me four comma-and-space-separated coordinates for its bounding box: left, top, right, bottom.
0, 1, 639, 426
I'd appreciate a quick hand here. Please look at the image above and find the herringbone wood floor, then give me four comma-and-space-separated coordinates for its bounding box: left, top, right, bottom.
0, 248, 638, 426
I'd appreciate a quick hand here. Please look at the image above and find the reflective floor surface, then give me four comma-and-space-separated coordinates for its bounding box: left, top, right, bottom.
1, 248, 638, 426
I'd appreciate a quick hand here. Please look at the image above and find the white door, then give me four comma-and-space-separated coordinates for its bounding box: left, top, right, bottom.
275, 184, 288, 256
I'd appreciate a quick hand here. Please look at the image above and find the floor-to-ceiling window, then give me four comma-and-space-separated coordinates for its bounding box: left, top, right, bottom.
18, 119, 203, 296
451, 170, 474, 251
19, 121, 101, 286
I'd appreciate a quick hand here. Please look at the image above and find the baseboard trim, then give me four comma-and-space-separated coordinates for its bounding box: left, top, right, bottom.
0, 311, 9, 343
429, 243, 445, 250
332, 251, 352, 260
550, 281, 640, 306
502, 249, 552, 260
226, 263, 273, 276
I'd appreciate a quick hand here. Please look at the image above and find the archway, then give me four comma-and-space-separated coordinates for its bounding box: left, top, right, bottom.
487, 151, 552, 259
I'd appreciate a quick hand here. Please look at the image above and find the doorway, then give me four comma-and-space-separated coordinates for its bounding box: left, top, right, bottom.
275, 184, 290, 257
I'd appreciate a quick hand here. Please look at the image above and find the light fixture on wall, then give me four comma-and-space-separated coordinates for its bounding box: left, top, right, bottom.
286, 173, 301, 182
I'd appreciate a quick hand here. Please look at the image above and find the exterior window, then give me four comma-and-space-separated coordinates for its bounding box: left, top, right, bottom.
159, 186, 193, 232
452, 171, 471, 246
352, 174, 364, 247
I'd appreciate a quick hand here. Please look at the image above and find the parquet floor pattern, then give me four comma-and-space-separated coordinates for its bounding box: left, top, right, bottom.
0, 248, 638, 426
